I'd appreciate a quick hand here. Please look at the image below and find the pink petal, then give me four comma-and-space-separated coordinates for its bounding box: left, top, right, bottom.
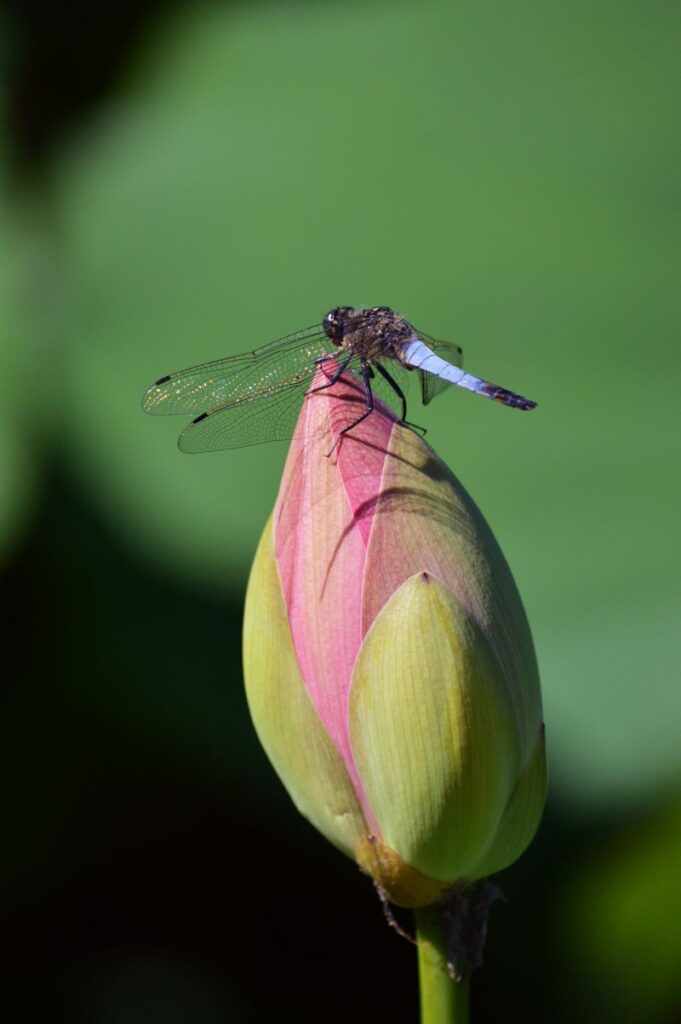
273, 365, 397, 815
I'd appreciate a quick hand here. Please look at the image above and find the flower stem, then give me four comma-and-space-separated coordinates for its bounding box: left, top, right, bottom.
415, 905, 469, 1024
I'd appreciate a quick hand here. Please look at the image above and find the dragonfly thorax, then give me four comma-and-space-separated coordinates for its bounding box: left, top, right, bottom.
322, 306, 411, 358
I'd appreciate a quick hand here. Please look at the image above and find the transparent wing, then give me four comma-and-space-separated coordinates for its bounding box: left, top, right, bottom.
415, 335, 464, 405
177, 355, 385, 453
178, 377, 320, 452
142, 325, 330, 415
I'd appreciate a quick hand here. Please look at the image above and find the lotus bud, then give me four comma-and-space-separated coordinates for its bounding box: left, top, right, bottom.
243, 367, 546, 908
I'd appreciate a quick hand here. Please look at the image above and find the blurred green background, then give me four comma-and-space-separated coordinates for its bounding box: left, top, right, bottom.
2, 0, 680, 1020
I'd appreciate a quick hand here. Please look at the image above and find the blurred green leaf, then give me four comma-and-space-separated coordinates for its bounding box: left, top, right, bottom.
561, 795, 681, 1021
0, 188, 45, 563
52, 0, 681, 803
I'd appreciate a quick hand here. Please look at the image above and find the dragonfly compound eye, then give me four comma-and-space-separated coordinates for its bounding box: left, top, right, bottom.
323, 309, 342, 345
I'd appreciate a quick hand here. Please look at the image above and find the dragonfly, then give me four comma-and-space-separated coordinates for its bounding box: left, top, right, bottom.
142, 305, 536, 453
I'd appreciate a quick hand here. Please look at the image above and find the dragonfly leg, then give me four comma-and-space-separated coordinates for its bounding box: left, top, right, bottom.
374, 362, 427, 436
309, 355, 352, 393
374, 362, 407, 421
325, 363, 374, 457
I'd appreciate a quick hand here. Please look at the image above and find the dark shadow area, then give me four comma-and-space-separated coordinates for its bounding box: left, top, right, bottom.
3, 0, 178, 175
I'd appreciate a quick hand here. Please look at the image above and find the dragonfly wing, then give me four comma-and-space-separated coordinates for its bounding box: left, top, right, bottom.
178, 357, 387, 452
178, 377, 317, 452
142, 325, 329, 415
415, 336, 464, 405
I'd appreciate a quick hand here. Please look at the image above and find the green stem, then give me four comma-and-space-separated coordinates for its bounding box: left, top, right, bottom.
415, 905, 469, 1024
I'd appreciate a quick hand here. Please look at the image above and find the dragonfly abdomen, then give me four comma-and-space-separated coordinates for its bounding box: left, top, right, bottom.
401, 339, 536, 411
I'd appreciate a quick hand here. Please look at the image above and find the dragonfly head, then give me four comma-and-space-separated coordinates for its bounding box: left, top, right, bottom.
323, 307, 354, 347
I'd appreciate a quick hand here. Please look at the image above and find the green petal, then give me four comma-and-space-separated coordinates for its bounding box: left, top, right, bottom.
243, 516, 367, 859
349, 572, 520, 882
472, 726, 547, 878
366, 422, 543, 772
